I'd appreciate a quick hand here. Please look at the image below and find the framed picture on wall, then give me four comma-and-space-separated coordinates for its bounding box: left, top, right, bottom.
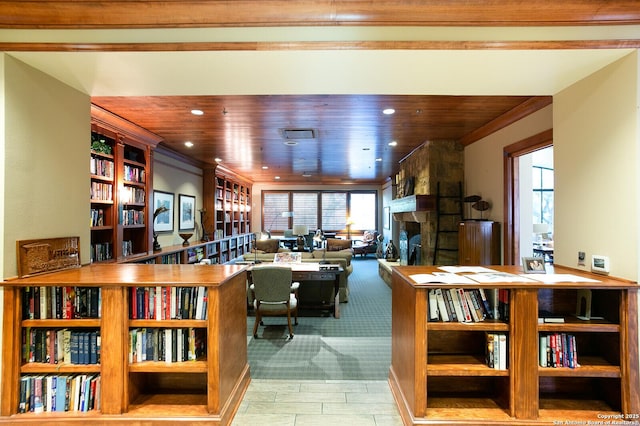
153, 190, 174, 232
179, 194, 196, 231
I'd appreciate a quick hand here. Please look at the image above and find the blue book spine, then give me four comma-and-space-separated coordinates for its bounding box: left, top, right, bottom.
70, 332, 79, 364
55, 375, 67, 412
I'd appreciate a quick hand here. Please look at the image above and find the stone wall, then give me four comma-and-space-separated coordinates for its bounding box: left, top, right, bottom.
396, 140, 464, 265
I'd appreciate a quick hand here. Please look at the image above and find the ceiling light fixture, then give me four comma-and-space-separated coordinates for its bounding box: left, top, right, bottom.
375, 158, 382, 162
284, 141, 298, 146
388, 141, 398, 147
214, 157, 222, 163
275, 176, 281, 180
262, 166, 269, 170
184, 141, 194, 148
191, 109, 203, 116
383, 108, 395, 115
302, 172, 312, 177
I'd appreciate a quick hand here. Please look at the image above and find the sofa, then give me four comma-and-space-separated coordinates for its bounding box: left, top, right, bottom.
243, 240, 353, 303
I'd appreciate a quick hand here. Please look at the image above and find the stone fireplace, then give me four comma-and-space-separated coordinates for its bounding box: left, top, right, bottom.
390, 140, 464, 266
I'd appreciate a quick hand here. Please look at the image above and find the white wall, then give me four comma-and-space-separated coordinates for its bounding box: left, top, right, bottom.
554, 51, 638, 280
152, 150, 204, 247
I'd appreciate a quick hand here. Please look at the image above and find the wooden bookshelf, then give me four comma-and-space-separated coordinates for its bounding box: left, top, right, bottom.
90, 105, 163, 263
389, 264, 639, 425
203, 165, 252, 242
1, 264, 250, 424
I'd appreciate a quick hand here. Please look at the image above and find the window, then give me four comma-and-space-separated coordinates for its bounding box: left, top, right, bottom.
262, 190, 377, 233
262, 192, 290, 232
292, 193, 317, 230
532, 165, 554, 227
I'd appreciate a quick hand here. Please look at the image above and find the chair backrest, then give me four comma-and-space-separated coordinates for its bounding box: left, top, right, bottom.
252, 266, 293, 303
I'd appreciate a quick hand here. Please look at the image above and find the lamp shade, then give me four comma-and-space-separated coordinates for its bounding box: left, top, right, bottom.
533, 223, 550, 234
293, 225, 309, 236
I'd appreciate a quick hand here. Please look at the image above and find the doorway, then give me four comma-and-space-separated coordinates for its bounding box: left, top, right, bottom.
503, 129, 553, 265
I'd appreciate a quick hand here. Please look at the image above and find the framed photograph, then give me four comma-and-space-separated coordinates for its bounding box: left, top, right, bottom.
153, 190, 174, 232
383, 206, 390, 229
178, 194, 196, 231
522, 256, 546, 274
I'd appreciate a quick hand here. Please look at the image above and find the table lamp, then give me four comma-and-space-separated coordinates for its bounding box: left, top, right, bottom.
533, 223, 550, 243
293, 224, 309, 249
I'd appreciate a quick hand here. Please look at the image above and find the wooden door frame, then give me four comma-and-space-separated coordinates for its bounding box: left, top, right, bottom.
503, 129, 553, 265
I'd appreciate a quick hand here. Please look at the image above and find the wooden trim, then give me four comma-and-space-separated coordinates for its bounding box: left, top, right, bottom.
460, 97, 552, 146
1, 1, 640, 28
2, 39, 640, 53
91, 104, 163, 148
502, 129, 553, 265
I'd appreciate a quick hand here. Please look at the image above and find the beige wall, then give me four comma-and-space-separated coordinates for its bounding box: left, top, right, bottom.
554, 51, 639, 280
3, 55, 90, 278
464, 105, 553, 263
152, 150, 204, 247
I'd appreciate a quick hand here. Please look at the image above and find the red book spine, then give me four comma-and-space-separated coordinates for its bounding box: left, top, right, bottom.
131, 287, 137, 319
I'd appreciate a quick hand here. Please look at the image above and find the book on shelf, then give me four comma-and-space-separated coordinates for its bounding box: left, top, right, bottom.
128, 327, 206, 363
539, 333, 578, 368
19, 374, 101, 413
538, 309, 565, 323
22, 287, 101, 320
486, 332, 508, 370
428, 288, 495, 323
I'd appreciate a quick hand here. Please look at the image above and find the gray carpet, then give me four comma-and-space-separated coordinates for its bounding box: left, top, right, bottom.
246, 257, 392, 380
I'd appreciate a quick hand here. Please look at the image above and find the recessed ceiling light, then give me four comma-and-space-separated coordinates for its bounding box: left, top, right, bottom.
214, 157, 222, 163
262, 166, 269, 170
302, 173, 312, 177
275, 176, 281, 180
383, 108, 395, 115
191, 109, 204, 116
184, 141, 194, 148
284, 141, 298, 146
375, 158, 382, 162
388, 141, 398, 147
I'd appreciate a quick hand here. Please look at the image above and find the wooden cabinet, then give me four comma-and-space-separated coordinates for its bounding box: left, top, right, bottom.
90, 105, 162, 263
1, 264, 250, 424
203, 165, 252, 242
389, 265, 639, 425
458, 220, 500, 265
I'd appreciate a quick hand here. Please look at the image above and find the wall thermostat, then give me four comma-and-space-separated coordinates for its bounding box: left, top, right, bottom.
591, 254, 610, 275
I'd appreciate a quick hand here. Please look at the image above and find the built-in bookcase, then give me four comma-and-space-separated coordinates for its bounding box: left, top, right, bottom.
90, 104, 162, 262
1, 264, 250, 424
390, 265, 639, 425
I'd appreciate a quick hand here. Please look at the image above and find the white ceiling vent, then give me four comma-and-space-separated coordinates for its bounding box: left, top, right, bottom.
282, 128, 316, 140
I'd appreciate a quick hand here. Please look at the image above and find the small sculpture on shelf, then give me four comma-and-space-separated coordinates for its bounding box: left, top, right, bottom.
472, 200, 491, 220
153, 206, 169, 251
385, 240, 398, 261
179, 233, 193, 246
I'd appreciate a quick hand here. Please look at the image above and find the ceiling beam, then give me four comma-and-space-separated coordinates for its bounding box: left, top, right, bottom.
1, 1, 640, 28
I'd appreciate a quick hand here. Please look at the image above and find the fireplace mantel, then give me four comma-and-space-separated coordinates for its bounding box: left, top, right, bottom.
390, 194, 437, 223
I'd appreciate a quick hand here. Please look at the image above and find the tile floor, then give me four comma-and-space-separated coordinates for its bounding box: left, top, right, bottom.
232, 379, 403, 426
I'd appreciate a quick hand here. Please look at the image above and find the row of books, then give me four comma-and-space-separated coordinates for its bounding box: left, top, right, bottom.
123, 164, 146, 183
90, 181, 113, 201
129, 286, 208, 320
19, 374, 100, 414
486, 333, 508, 370
429, 288, 498, 322
22, 286, 101, 320
121, 186, 145, 204
90, 242, 113, 263
129, 327, 206, 363
90, 208, 106, 227
121, 208, 145, 225
22, 329, 100, 365
90, 157, 114, 178
540, 333, 579, 368
160, 253, 181, 264
122, 240, 135, 257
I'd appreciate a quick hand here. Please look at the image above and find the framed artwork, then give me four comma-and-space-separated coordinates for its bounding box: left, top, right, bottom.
153, 190, 174, 232
522, 256, 546, 274
179, 194, 196, 230
383, 206, 390, 229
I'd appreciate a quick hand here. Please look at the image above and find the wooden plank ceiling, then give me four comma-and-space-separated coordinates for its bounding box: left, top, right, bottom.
4, 0, 638, 183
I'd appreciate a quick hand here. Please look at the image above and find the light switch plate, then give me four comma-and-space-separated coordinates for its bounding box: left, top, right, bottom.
591, 254, 610, 274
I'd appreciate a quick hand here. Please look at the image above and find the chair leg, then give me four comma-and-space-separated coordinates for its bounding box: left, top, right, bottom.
286, 311, 293, 339
253, 310, 261, 338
